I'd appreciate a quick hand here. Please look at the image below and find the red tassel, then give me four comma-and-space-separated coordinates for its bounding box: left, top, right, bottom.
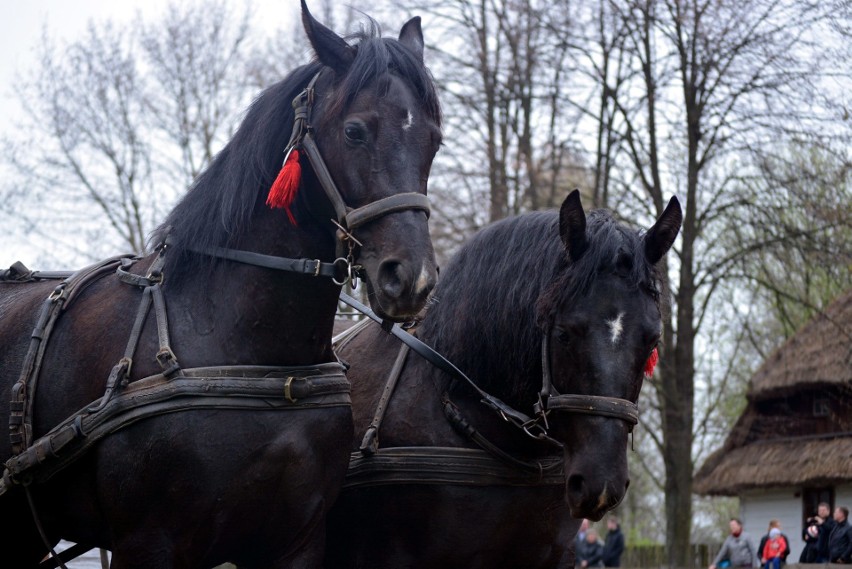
266, 149, 301, 224
644, 347, 659, 378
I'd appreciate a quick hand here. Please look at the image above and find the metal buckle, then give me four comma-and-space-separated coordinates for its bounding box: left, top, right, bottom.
332, 258, 361, 289
522, 418, 549, 440
284, 376, 298, 403
155, 347, 180, 377
310, 259, 322, 277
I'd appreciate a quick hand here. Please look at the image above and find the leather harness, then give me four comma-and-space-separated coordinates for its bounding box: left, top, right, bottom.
0, 70, 434, 568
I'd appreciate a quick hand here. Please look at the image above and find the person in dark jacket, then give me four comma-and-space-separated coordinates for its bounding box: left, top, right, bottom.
578, 528, 605, 568
799, 516, 821, 563
817, 502, 837, 563
602, 516, 625, 567
828, 506, 852, 564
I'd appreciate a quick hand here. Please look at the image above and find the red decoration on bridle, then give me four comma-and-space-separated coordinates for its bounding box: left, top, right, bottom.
644, 347, 659, 378
265, 72, 321, 225
266, 148, 301, 225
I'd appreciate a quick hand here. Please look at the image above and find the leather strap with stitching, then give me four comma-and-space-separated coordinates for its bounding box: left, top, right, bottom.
344, 446, 564, 489
1, 363, 350, 496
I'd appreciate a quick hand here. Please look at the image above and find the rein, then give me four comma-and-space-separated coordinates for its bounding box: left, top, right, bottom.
338, 292, 641, 441
337, 293, 554, 442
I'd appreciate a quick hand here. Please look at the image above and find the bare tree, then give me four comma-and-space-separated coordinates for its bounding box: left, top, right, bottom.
139, 1, 255, 187
598, 0, 847, 563
2, 1, 264, 263
3, 23, 154, 259
400, 1, 593, 227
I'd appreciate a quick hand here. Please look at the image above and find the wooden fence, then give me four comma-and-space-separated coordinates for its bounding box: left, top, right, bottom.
621, 543, 722, 569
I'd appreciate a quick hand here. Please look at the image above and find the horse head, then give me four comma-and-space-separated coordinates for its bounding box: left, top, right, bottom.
540, 190, 681, 520
297, 1, 440, 320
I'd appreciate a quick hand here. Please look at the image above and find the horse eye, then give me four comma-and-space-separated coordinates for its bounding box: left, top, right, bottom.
344, 123, 367, 145
555, 329, 571, 346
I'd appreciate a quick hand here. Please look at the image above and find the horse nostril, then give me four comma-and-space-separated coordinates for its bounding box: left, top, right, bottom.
624, 479, 630, 491
377, 260, 406, 299
567, 474, 585, 498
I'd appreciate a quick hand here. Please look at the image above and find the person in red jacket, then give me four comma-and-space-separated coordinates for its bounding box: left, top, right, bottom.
761, 528, 787, 569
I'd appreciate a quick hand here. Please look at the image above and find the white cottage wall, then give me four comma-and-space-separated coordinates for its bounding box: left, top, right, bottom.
740, 488, 804, 564
836, 484, 852, 511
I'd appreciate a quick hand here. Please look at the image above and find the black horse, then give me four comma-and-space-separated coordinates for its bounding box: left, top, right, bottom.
327, 190, 681, 569
0, 2, 440, 568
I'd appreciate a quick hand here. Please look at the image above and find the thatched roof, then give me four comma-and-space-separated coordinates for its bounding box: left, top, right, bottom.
694, 434, 852, 496
695, 291, 852, 496
750, 291, 852, 400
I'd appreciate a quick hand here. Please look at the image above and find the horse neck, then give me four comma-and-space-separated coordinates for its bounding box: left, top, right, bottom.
351, 322, 547, 456
166, 187, 342, 368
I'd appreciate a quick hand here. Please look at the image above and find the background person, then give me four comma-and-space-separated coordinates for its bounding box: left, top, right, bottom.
828, 506, 852, 564
709, 518, 757, 569
760, 527, 787, 569
799, 515, 821, 563
817, 502, 837, 563
757, 520, 790, 566
574, 519, 589, 568
602, 516, 625, 567
578, 528, 605, 568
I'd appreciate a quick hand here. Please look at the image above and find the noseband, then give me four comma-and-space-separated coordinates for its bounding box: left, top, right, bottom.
533, 332, 639, 430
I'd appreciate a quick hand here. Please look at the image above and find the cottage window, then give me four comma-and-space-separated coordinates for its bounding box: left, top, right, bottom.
812, 397, 829, 417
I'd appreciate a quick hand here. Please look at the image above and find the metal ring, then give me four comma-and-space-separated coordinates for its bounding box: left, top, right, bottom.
332, 258, 351, 286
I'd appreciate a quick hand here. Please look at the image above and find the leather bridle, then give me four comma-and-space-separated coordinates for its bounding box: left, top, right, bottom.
338, 293, 640, 447
186, 70, 431, 285
533, 332, 639, 430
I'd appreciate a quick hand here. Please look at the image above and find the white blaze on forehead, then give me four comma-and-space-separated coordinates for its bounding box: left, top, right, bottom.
402, 109, 414, 131
607, 313, 624, 344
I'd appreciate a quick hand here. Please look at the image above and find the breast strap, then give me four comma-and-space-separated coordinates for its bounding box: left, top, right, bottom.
1, 363, 349, 496
344, 446, 564, 489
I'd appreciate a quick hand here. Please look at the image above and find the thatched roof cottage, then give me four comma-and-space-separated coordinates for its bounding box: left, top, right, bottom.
694, 290, 852, 562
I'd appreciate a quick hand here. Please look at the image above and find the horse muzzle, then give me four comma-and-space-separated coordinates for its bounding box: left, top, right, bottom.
564, 466, 629, 521
368, 257, 437, 321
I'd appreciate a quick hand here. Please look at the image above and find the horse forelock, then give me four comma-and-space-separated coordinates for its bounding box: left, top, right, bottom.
323, 28, 442, 127
536, 210, 661, 328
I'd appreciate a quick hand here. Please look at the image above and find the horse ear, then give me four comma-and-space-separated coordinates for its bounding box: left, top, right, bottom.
644, 196, 682, 264
301, 0, 355, 75
559, 189, 589, 262
398, 16, 424, 63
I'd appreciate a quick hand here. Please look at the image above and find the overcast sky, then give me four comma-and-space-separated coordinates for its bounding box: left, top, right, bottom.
0, 0, 300, 131
0, 1, 300, 266
0, 1, 167, 127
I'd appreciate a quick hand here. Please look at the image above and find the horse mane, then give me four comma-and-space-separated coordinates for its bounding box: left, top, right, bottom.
418, 208, 660, 401
150, 20, 441, 284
